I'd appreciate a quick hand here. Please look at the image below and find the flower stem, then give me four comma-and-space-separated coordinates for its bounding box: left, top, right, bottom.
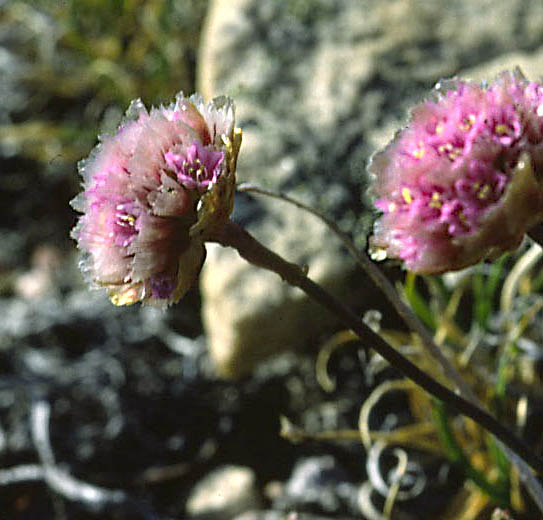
236, 183, 543, 511
212, 219, 543, 474
237, 183, 474, 398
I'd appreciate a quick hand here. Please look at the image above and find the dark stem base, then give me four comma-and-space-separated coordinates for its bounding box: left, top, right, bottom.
528, 223, 543, 249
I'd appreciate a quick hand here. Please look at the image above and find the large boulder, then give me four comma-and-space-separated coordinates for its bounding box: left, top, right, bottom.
197, 0, 543, 377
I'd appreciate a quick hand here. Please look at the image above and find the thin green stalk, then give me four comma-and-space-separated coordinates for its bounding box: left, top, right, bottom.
432, 400, 509, 507
490, 342, 518, 482
403, 272, 436, 330
473, 256, 506, 330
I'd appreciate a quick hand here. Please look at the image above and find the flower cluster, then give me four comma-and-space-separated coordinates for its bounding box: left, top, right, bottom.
71, 93, 241, 306
369, 69, 543, 274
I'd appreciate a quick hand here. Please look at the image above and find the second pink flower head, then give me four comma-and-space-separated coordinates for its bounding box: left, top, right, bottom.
370, 69, 543, 274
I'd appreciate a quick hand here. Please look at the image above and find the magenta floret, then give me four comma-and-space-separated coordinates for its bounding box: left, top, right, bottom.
370, 69, 543, 273
164, 141, 225, 193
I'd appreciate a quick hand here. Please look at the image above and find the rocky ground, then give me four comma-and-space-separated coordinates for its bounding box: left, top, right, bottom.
0, 285, 463, 519
2, 0, 543, 518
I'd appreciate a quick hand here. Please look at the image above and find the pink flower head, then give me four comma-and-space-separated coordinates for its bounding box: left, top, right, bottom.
71, 93, 242, 306
369, 69, 543, 273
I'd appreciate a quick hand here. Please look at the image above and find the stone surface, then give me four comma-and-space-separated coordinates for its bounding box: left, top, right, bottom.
197, 0, 543, 378
186, 464, 262, 519
274, 455, 358, 515
234, 512, 358, 520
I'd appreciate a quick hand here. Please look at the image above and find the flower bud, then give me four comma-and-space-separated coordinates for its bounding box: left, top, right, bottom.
369, 69, 543, 273
71, 93, 241, 306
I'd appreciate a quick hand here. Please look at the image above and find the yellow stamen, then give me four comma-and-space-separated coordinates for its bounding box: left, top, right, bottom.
477, 184, 491, 200
435, 123, 444, 134
459, 114, 476, 131
402, 187, 413, 204
369, 246, 387, 262
118, 214, 135, 226
495, 123, 510, 135
111, 287, 140, 306
429, 192, 442, 209
412, 141, 425, 159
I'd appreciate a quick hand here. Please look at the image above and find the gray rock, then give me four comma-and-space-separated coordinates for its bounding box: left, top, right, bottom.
234, 511, 358, 520
186, 465, 262, 519
459, 50, 543, 82
198, 0, 543, 377
274, 455, 358, 515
